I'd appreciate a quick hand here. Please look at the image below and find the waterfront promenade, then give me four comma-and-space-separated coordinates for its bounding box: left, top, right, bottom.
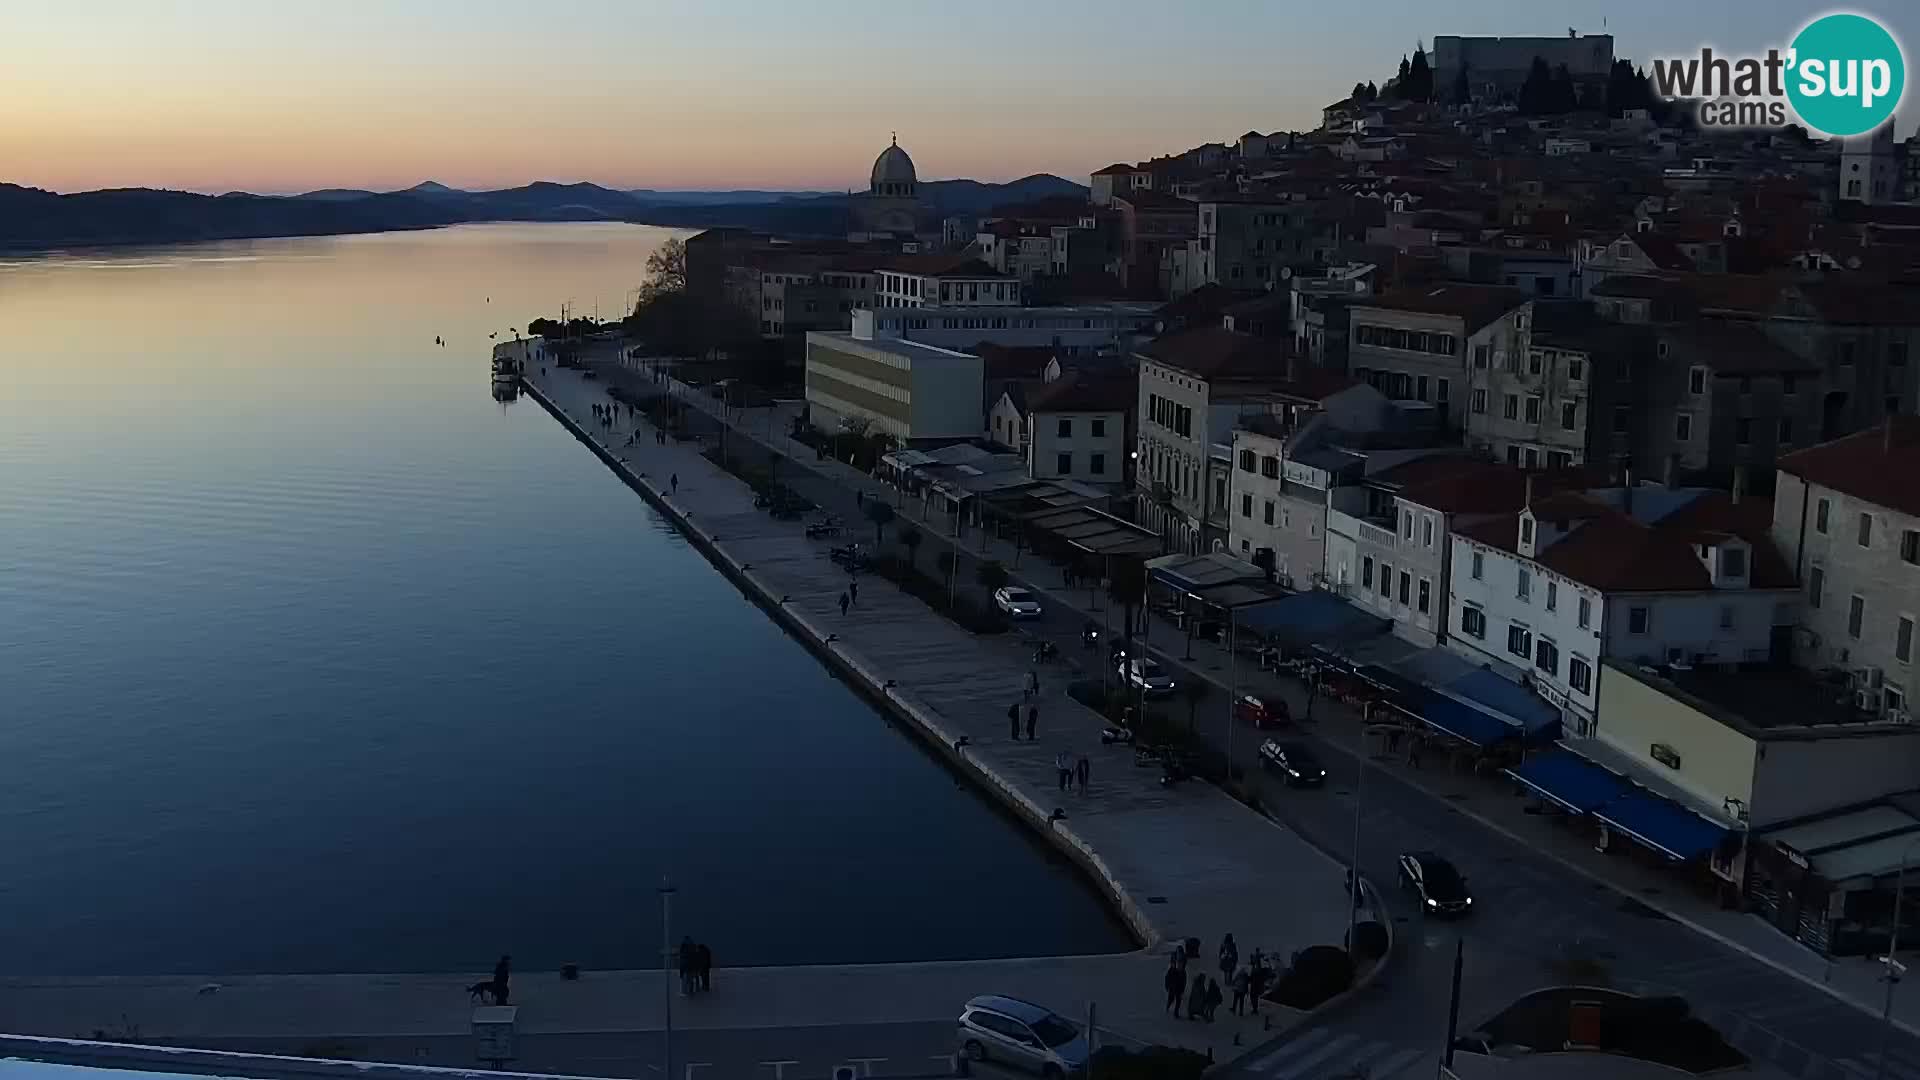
0, 363, 1368, 1076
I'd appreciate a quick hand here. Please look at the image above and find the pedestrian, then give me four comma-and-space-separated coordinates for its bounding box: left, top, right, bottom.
1008, 702, 1021, 740
1163, 962, 1185, 1016
1219, 932, 1238, 984
695, 942, 712, 992
1205, 975, 1223, 1021
1172, 941, 1187, 971
1249, 957, 1270, 1015
1025, 704, 1037, 741
1230, 966, 1249, 1016
1024, 669, 1039, 700
848, 579, 859, 606
1187, 972, 1207, 1022
1075, 754, 1090, 795
670, 473, 679, 494
492, 953, 512, 1005
1055, 749, 1071, 791
677, 937, 696, 995
838, 591, 850, 616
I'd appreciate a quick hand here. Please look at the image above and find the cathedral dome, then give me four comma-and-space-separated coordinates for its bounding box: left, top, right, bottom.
871, 138, 917, 189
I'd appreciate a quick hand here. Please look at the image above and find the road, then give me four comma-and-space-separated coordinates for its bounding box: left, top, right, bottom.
194, 1022, 958, 1080
650, 374, 1920, 1080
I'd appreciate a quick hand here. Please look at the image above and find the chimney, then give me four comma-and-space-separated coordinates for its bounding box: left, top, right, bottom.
1732, 465, 1746, 505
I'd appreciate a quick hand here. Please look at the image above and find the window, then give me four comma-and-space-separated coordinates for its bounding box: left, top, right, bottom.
1474, 344, 1491, 368
1239, 449, 1255, 472
1504, 394, 1519, 420
1536, 638, 1559, 676
1525, 396, 1542, 423
1859, 513, 1874, 548
1816, 498, 1830, 534
1058, 418, 1072, 438
1508, 625, 1533, 658
1462, 606, 1487, 638
1399, 571, 1411, 605
1577, 595, 1592, 629
1263, 500, 1275, 525
1567, 357, 1585, 382
1090, 453, 1106, 475
1091, 418, 1106, 437
1380, 563, 1392, 598
1849, 594, 1865, 639
1057, 452, 1072, 474
1628, 606, 1651, 634
1471, 551, 1484, 579
1261, 456, 1280, 479
1423, 516, 1434, 547
1362, 556, 1374, 588
1719, 605, 1735, 630
1902, 530, 1919, 565
1569, 656, 1592, 694
1241, 494, 1253, 518
1417, 375, 1430, 401
1473, 389, 1489, 414
1546, 581, 1558, 611
1524, 447, 1540, 468
1517, 567, 1532, 600
1561, 402, 1578, 431
1521, 517, 1535, 545
1899, 616, 1914, 663
1780, 417, 1794, 445
1403, 509, 1416, 540
1529, 351, 1545, 376
1689, 366, 1707, 394
1437, 379, 1450, 404
1613, 405, 1630, 434
1418, 578, 1431, 614
1810, 565, 1825, 607
1675, 413, 1693, 441
1721, 547, 1746, 577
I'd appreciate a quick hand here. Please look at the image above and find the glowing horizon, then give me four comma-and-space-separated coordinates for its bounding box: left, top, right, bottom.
2, 0, 1912, 196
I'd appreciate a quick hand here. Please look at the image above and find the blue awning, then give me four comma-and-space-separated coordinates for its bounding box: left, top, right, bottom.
1595, 791, 1731, 861
1505, 750, 1628, 814
1447, 668, 1563, 737
1232, 590, 1390, 649
1415, 691, 1518, 748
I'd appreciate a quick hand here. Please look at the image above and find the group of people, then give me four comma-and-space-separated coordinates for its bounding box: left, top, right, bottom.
590, 401, 630, 429
677, 937, 715, 995
838, 578, 859, 615
1053, 748, 1091, 794
1163, 933, 1274, 1021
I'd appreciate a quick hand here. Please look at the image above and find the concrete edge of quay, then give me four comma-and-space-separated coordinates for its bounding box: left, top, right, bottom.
518, 375, 1400, 1062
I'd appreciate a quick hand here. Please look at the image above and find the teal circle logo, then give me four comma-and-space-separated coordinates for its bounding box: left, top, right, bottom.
1787, 13, 1905, 137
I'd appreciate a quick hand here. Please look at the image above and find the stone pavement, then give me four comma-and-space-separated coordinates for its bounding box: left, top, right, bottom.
0, 362, 1376, 1073
649, 368, 1920, 1053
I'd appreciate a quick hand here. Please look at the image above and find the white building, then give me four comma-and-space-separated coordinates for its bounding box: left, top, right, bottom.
1448, 485, 1798, 736
872, 256, 1019, 310
864, 303, 1158, 357
1839, 121, 1899, 205
989, 370, 1133, 487
1771, 418, 1920, 719
804, 322, 984, 443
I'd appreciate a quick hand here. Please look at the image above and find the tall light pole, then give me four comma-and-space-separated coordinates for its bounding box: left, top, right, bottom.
660, 878, 677, 1080
1348, 719, 1368, 944
1876, 840, 1920, 1080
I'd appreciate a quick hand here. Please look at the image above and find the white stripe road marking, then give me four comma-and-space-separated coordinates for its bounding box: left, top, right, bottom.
1269, 1033, 1362, 1080
1246, 1028, 1329, 1073
1370, 1048, 1430, 1078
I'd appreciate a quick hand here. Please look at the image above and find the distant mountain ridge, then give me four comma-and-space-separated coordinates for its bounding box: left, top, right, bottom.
0, 174, 1089, 252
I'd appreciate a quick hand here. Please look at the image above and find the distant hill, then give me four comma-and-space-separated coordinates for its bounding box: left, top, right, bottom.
0, 173, 1091, 251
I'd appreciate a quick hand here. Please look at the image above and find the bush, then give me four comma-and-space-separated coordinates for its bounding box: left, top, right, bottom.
1268, 945, 1354, 1009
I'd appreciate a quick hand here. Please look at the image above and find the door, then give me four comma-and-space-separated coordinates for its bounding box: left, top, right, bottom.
976, 1013, 1042, 1067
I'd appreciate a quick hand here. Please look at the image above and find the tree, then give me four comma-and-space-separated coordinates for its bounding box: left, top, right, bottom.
864, 499, 895, 547
1394, 54, 1412, 97
1363, 81, 1378, 102
1350, 81, 1368, 103
1408, 44, 1433, 103
1518, 56, 1553, 114
898, 524, 923, 569
1549, 63, 1578, 114
976, 559, 1009, 593
637, 237, 687, 304
1452, 61, 1471, 106
1108, 557, 1147, 642
1577, 81, 1604, 113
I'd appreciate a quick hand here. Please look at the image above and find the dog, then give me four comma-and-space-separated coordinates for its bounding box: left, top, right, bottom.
467, 981, 498, 1004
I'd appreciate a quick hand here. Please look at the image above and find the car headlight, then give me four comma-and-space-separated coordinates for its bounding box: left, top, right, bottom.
1426, 897, 1438, 908
1466, 896, 1473, 905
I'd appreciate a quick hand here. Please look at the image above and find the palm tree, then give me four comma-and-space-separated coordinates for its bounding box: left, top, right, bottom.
936, 550, 959, 607
1109, 556, 1147, 643
898, 524, 923, 571
864, 499, 896, 548
976, 559, 1009, 594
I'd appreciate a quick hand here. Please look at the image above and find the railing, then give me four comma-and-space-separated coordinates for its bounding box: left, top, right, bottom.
1359, 520, 1397, 548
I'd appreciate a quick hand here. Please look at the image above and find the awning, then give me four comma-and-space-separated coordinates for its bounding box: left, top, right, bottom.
1506, 750, 1628, 815
1595, 791, 1731, 862
1414, 691, 1518, 748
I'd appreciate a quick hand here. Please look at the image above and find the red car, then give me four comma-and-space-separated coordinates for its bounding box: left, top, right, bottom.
1235, 693, 1290, 728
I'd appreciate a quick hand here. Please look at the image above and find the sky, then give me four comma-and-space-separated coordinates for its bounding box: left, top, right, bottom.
1, 0, 1914, 195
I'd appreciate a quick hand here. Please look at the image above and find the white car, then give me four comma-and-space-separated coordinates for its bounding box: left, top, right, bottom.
994, 586, 1043, 619
956, 994, 1089, 1076
1118, 657, 1177, 696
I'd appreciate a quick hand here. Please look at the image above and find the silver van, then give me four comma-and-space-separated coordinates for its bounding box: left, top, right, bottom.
956, 994, 1090, 1076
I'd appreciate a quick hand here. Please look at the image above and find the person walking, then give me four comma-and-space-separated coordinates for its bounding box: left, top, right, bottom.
677, 937, 696, 995
1025, 704, 1037, 741
1204, 975, 1223, 1022
838, 591, 851, 616
1075, 754, 1090, 795
1248, 954, 1270, 1015
492, 954, 512, 1005
1218, 933, 1238, 985
1163, 961, 1185, 1017
1187, 972, 1207, 1022
848, 579, 859, 607
1008, 702, 1021, 740
1230, 966, 1249, 1016
1055, 749, 1071, 791
1023, 669, 1040, 701
695, 942, 712, 992
669, 473, 679, 495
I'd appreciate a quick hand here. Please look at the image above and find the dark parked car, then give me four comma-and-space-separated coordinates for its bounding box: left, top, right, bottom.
1257, 739, 1325, 786
1398, 850, 1473, 917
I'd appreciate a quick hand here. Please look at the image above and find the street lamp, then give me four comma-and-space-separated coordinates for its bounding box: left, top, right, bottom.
1876, 839, 1920, 1080
659, 878, 677, 1080
1347, 701, 1370, 945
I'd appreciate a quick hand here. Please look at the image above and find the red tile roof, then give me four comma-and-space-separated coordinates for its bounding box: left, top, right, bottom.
1357, 284, 1528, 334
1662, 323, 1818, 375
974, 343, 1056, 381
880, 255, 1005, 277
1025, 370, 1136, 414
1777, 418, 1920, 519
1139, 326, 1282, 379
1093, 163, 1137, 176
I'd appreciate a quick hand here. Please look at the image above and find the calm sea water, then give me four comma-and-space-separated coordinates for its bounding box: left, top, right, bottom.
0, 223, 1128, 975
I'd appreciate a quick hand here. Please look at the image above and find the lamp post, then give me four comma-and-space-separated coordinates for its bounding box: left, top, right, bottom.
659, 878, 677, 1080
1875, 840, 1920, 1080
1348, 715, 1368, 944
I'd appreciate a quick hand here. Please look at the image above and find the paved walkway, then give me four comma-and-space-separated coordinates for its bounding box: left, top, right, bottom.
0, 363, 1374, 1071
648, 367, 1920, 1042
